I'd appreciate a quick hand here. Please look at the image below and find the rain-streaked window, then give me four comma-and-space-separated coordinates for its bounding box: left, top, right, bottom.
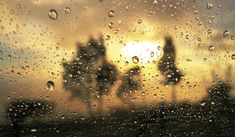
0, 0, 234, 137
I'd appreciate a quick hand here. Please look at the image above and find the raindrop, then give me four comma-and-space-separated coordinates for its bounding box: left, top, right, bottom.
108, 10, 115, 17
198, 43, 202, 47
48, 9, 58, 20
30, 129, 37, 132
150, 51, 154, 57
9, 9, 14, 14
231, 36, 234, 40
197, 38, 201, 42
108, 22, 113, 29
17, 72, 21, 76
16, 4, 21, 9
185, 34, 189, 39
7, 55, 11, 59
114, 29, 119, 34
198, 21, 202, 25
223, 30, 229, 37
153, 94, 157, 98
0, 51, 2, 55
105, 35, 110, 40
153, 0, 157, 4
232, 54, 235, 60
194, 10, 199, 14
207, 29, 212, 34
132, 56, 139, 64
118, 20, 122, 25
186, 59, 192, 62
137, 19, 142, 24
64, 7, 71, 13
207, 3, 213, 10
81, 117, 85, 120
125, 61, 129, 65
46, 81, 55, 91
157, 46, 161, 50
208, 45, 215, 51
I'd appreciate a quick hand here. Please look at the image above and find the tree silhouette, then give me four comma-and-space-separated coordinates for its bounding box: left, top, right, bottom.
201, 66, 233, 136
63, 36, 118, 115
117, 66, 142, 106
6, 99, 55, 137
158, 36, 183, 102
206, 80, 231, 102
96, 61, 118, 113
205, 66, 232, 102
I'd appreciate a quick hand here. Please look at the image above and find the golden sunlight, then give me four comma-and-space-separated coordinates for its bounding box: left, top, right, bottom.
122, 42, 162, 64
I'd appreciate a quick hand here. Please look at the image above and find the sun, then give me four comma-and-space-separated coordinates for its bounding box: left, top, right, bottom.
122, 41, 162, 64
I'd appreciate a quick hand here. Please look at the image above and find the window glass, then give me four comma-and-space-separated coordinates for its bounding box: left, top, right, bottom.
0, 0, 234, 136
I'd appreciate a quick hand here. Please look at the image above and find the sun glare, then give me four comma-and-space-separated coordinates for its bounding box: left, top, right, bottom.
122, 42, 162, 64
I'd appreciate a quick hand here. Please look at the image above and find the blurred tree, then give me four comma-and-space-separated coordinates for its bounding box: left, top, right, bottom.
158, 36, 183, 103
63, 36, 118, 115
205, 66, 232, 102
117, 66, 142, 106
151, 36, 183, 137
6, 99, 55, 137
201, 67, 234, 136
96, 61, 118, 113
206, 80, 231, 102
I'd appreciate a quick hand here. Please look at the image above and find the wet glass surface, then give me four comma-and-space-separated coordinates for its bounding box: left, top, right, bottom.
0, 0, 234, 137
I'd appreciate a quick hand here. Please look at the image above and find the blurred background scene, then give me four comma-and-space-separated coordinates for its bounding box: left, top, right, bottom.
0, 0, 234, 136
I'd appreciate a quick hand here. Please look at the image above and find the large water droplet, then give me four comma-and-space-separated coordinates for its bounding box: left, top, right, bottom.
81, 117, 85, 121
197, 38, 201, 42
7, 55, 11, 59
150, 51, 154, 58
132, 56, 139, 64
108, 10, 115, 17
30, 129, 37, 132
231, 36, 234, 40
137, 19, 142, 24
185, 34, 189, 39
48, 9, 58, 20
207, 29, 212, 34
105, 35, 110, 40
208, 45, 215, 51
64, 7, 71, 14
17, 72, 21, 76
198, 43, 202, 47
9, 9, 14, 14
125, 61, 129, 65
223, 30, 229, 37
207, 3, 213, 10
46, 81, 55, 91
108, 22, 113, 29
114, 29, 119, 34
232, 54, 235, 60
16, 4, 21, 9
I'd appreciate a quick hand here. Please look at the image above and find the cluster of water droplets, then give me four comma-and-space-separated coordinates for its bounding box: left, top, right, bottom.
48, 7, 72, 20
